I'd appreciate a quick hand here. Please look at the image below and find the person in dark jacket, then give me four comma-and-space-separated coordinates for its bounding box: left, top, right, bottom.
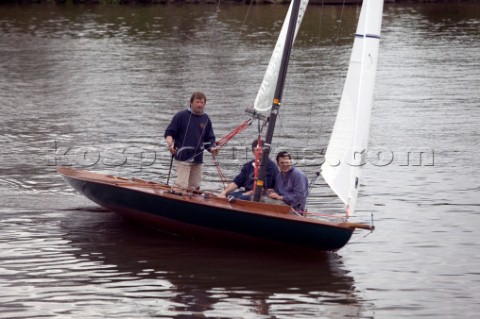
267, 151, 309, 212
164, 92, 219, 190
218, 139, 278, 200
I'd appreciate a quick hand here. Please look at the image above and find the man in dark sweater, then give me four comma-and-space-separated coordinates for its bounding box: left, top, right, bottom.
218, 139, 278, 200
164, 92, 219, 190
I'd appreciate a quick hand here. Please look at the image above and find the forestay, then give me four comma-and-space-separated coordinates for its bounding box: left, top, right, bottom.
253, 0, 309, 113
321, 0, 384, 216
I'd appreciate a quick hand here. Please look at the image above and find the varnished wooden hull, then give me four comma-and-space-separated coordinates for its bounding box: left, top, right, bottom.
58, 166, 357, 252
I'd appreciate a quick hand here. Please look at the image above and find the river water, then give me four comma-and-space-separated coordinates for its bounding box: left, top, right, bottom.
1, 2, 479, 318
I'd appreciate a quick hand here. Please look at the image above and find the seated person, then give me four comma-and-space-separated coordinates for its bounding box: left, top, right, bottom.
267, 151, 309, 212
219, 139, 278, 200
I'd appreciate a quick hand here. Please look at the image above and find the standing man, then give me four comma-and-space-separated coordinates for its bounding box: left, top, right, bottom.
267, 151, 309, 212
164, 92, 219, 190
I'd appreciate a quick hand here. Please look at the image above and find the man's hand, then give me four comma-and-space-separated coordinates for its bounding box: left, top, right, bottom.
267, 189, 283, 200
165, 137, 176, 155
209, 145, 220, 156
168, 143, 176, 155
218, 191, 227, 199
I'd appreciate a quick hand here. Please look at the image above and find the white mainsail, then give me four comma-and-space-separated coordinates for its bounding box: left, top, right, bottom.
321, 0, 384, 215
253, 0, 309, 113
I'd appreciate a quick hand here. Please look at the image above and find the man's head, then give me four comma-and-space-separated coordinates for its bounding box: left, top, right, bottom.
251, 139, 264, 156
276, 151, 292, 173
190, 92, 207, 115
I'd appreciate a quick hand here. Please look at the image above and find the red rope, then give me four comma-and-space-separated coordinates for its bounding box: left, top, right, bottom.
252, 136, 263, 193
215, 119, 252, 148
212, 153, 228, 187
212, 118, 253, 187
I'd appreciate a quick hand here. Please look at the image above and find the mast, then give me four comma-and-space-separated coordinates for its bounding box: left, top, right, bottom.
253, 0, 302, 202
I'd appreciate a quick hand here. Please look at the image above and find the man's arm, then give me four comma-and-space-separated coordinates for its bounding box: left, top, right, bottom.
281, 171, 308, 210
219, 182, 239, 198
164, 112, 179, 155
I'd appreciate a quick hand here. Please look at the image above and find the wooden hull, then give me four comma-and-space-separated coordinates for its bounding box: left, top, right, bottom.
58, 166, 359, 252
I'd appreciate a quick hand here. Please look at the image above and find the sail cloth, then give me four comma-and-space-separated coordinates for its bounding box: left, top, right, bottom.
253, 0, 309, 113
321, 0, 384, 215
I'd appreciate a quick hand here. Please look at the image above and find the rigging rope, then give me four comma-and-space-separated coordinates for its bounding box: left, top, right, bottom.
202, 1, 259, 187
234, 0, 255, 49
211, 118, 254, 187
176, 118, 253, 187
252, 135, 263, 194
177, 113, 257, 189
211, 153, 227, 188
215, 118, 252, 149
250, 114, 269, 194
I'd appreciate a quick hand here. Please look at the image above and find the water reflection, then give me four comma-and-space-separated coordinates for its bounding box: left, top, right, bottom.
60, 210, 368, 318
0, 4, 359, 43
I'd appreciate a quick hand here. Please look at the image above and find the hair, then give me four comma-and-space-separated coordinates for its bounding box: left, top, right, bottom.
251, 138, 264, 150
276, 151, 292, 162
190, 92, 207, 104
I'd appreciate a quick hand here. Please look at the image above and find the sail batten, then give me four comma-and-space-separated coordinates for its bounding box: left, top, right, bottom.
321, 0, 384, 216
356, 34, 381, 39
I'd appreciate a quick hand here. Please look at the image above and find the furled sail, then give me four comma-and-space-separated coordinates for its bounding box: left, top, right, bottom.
321, 0, 384, 215
253, 0, 309, 113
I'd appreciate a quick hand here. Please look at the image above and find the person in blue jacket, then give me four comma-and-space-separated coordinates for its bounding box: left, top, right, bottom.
164, 92, 219, 190
267, 151, 309, 212
218, 139, 278, 200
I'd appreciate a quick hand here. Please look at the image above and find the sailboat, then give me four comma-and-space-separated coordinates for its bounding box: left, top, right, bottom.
58, 0, 384, 252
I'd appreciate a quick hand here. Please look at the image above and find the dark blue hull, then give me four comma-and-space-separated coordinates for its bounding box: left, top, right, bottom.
59, 167, 356, 252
